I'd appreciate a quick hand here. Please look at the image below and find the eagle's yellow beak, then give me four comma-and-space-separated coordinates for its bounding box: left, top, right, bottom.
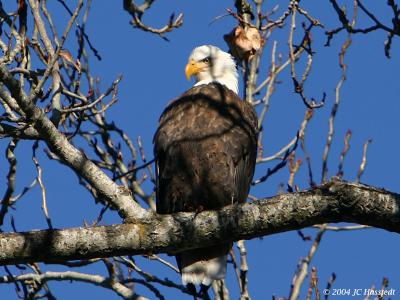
185, 59, 202, 81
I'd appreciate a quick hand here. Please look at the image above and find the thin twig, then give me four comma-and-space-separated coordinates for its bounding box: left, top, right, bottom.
321, 37, 352, 183
0, 140, 18, 227
356, 139, 372, 182
258, 40, 277, 129
289, 225, 327, 300
337, 130, 352, 179
60, 75, 122, 113
324, 273, 336, 300
288, 152, 302, 191
144, 255, 179, 273
32, 142, 53, 229
123, 0, 183, 40
257, 134, 298, 163
117, 257, 200, 298
313, 224, 371, 231
237, 240, 251, 300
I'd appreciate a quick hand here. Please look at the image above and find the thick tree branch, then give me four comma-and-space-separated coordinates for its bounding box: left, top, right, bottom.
0, 180, 399, 266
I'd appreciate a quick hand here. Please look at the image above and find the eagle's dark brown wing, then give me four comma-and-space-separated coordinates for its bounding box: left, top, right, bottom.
154, 83, 258, 214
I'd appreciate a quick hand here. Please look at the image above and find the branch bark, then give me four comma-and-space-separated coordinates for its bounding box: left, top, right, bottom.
0, 180, 399, 266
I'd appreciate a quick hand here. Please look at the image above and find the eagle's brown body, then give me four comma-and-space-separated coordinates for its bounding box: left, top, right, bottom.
154, 82, 258, 285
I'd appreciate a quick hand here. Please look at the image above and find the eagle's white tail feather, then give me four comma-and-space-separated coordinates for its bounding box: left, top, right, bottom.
181, 255, 227, 286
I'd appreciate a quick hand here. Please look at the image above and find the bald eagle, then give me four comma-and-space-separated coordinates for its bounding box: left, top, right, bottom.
154, 45, 258, 288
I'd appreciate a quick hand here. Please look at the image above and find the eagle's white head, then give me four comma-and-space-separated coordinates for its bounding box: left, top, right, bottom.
185, 45, 238, 94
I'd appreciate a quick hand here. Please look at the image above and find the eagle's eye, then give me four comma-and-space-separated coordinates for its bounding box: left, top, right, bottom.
201, 57, 211, 63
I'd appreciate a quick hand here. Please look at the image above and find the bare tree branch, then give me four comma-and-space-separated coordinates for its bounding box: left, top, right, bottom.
0, 140, 18, 227
0, 65, 146, 221
289, 225, 326, 300
0, 270, 148, 300
356, 139, 372, 183
326, 0, 400, 57
28, 0, 83, 125
123, 0, 183, 39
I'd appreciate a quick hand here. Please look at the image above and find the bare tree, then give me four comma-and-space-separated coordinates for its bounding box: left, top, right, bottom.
0, 0, 398, 299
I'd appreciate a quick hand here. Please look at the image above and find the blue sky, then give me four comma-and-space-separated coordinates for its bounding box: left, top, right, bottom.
1, 1, 399, 299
